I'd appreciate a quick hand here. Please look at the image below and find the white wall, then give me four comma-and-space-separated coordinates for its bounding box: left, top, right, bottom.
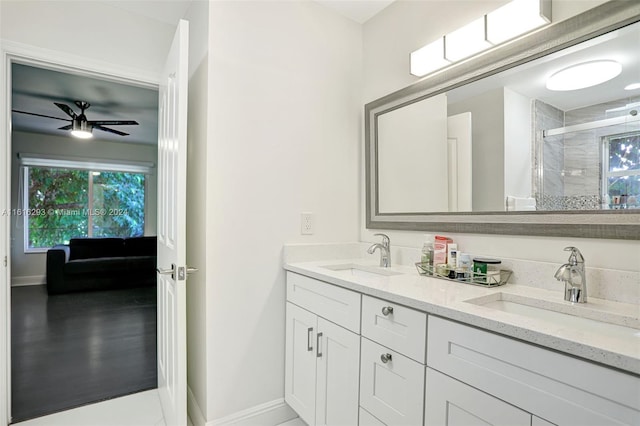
9, 131, 157, 284
504, 88, 533, 200
0, 0, 175, 80
184, 0, 210, 422
206, 0, 361, 420
361, 0, 640, 273
449, 88, 505, 211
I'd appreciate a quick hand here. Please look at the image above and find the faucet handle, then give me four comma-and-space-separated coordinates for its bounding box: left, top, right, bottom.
563, 246, 584, 265
373, 233, 390, 246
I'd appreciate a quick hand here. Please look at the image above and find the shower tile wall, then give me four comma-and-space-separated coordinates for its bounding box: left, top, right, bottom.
564, 96, 640, 198
535, 95, 640, 210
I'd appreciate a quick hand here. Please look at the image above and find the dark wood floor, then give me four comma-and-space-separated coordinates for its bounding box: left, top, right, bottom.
11, 285, 157, 423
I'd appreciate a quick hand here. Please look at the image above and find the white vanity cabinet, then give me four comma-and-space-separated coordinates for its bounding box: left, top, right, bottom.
425, 367, 531, 426
426, 316, 640, 426
285, 273, 361, 426
359, 295, 427, 425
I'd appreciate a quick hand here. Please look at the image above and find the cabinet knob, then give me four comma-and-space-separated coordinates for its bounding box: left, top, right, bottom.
381, 306, 394, 316
380, 353, 392, 364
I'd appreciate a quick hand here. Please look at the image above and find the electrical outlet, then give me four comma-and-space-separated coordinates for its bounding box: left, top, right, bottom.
301, 212, 314, 235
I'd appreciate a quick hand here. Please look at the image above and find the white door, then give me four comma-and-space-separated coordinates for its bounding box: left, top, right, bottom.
315, 317, 360, 426
424, 368, 531, 426
156, 19, 189, 426
447, 112, 472, 212
285, 302, 318, 425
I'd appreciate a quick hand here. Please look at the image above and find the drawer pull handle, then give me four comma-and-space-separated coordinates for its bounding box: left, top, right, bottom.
317, 332, 323, 358
307, 327, 313, 352
381, 306, 394, 316
380, 353, 392, 363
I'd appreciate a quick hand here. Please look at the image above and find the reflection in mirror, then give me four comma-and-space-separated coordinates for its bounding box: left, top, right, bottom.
377, 94, 447, 213
374, 16, 640, 214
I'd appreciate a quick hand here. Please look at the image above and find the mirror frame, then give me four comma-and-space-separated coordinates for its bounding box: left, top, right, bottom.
365, 1, 640, 240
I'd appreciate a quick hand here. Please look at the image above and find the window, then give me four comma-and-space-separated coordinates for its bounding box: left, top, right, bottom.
602, 132, 640, 208
24, 166, 146, 252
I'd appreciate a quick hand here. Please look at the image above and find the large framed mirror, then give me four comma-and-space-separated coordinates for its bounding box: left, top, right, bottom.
366, 1, 640, 239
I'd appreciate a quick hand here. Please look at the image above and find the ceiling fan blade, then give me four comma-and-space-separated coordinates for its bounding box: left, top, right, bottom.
12, 109, 70, 122
94, 125, 129, 136
54, 102, 77, 119
88, 120, 139, 126
58, 124, 73, 131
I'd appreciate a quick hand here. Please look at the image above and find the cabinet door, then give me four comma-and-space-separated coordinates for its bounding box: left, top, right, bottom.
285, 302, 318, 425
315, 318, 360, 426
360, 407, 387, 426
425, 368, 531, 426
360, 337, 425, 425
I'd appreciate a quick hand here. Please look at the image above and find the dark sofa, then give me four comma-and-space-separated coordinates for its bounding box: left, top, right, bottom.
46, 236, 157, 295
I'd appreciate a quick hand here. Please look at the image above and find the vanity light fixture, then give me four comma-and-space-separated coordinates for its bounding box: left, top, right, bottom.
410, 0, 552, 77
546, 60, 622, 91
625, 82, 640, 91
486, 0, 551, 45
410, 38, 451, 77
70, 119, 93, 139
444, 17, 492, 62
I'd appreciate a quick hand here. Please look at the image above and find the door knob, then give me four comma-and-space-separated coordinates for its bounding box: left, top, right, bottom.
381, 306, 394, 316
157, 264, 176, 280
380, 353, 392, 363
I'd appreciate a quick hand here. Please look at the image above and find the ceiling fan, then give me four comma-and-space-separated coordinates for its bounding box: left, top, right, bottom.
12, 100, 139, 139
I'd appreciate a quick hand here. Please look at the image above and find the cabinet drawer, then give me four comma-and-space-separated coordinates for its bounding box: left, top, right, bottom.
361, 295, 427, 363
360, 337, 425, 426
287, 272, 361, 333
428, 316, 640, 426
425, 367, 531, 426
359, 407, 386, 426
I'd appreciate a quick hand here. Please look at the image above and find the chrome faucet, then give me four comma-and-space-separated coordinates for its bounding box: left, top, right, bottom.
554, 247, 587, 303
367, 233, 391, 267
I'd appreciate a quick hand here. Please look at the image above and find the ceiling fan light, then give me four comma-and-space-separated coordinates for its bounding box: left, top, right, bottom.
546, 60, 622, 91
71, 119, 93, 139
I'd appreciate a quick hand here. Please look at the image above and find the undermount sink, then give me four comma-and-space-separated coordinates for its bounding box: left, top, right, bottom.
320, 263, 403, 279
465, 292, 640, 339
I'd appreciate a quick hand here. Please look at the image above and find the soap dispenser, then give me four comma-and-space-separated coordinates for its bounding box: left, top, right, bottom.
421, 235, 434, 274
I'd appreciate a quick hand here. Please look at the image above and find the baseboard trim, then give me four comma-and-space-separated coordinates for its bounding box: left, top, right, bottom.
212, 398, 297, 426
188, 386, 207, 426
11, 275, 46, 287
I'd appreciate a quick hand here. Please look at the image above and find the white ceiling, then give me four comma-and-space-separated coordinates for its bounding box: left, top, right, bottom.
314, 0, 395, 23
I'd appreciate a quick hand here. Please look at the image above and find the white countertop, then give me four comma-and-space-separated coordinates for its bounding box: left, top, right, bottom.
284, 259, 640, 375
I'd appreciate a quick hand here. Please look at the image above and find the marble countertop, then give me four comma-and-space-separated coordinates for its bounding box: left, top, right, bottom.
284, 259, 640, 375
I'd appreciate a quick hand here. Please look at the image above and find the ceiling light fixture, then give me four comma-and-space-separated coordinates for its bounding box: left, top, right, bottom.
546, 60, 622, 91
625, 82, 640, 91
70, 119, 93, 139
410, 38, 451, 77
410, 0, 552, 77
486, 0, 551, 45
444, 17, 491, 62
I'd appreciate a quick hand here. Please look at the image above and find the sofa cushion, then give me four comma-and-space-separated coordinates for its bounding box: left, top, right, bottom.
68, 238, 125, 260
65, 256, 156, 276
124, 236, 157, 257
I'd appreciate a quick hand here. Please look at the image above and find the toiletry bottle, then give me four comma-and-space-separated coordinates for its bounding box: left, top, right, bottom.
447, 243, 458, 269
434, 235, 452, 266
421, 235, 434, 274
